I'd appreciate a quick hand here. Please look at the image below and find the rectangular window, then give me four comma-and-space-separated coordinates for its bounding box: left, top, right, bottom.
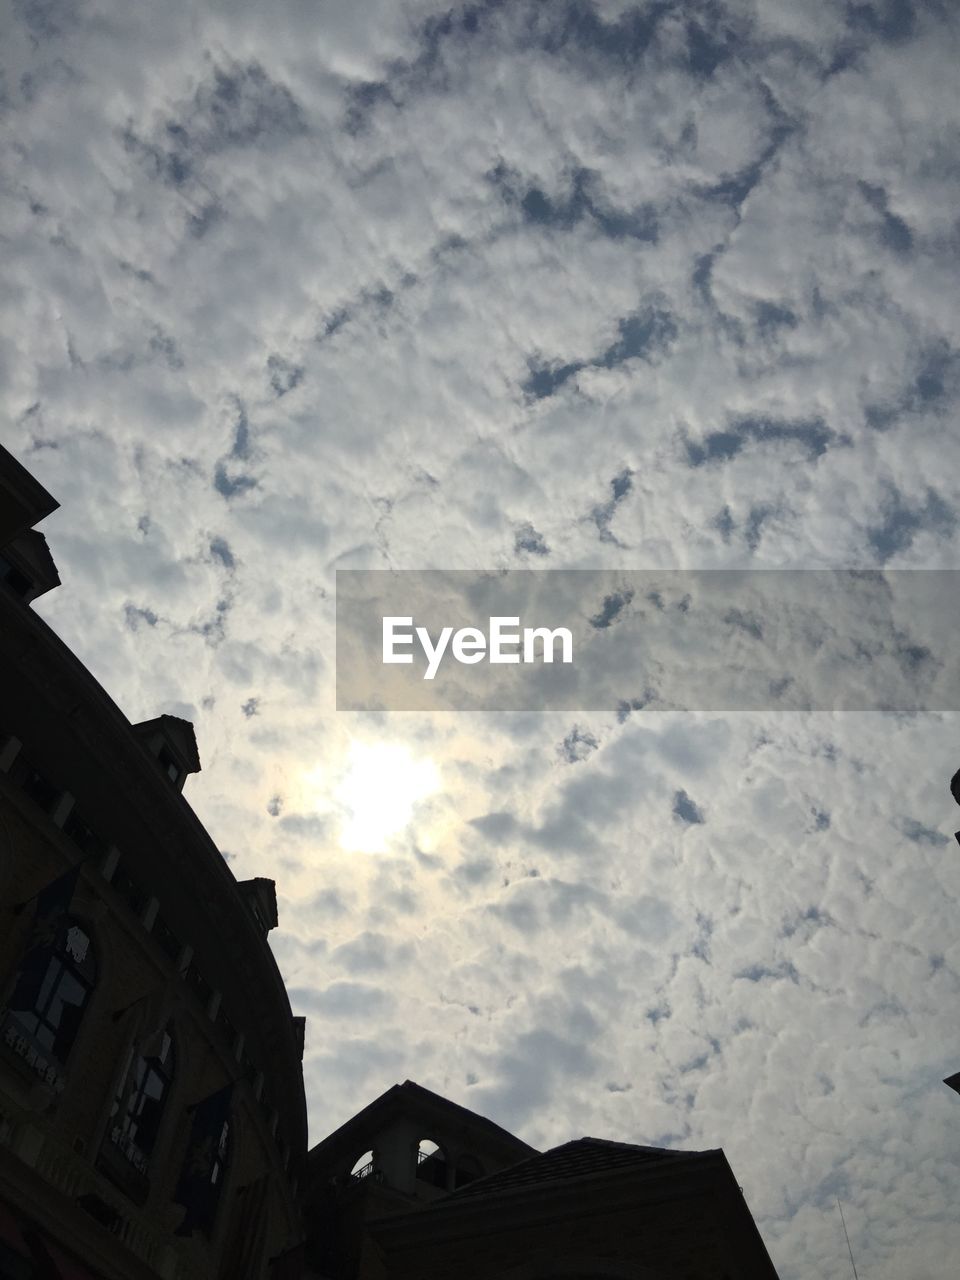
112, 865, 149, 918
215, 1004, 237, 1049
185, 961, 212, 1006
152, 915, 181, 964
157, 747, 181, 784
0, 555, 32, 598
8, 755, 61, 813
63, 810, 108, 858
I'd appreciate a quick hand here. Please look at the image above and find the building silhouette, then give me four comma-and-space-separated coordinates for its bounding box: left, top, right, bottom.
300, 1081, 780, 1280
0, 444, 305, 1278
0, 443, 779, 1279
303, 1080, 535, 1278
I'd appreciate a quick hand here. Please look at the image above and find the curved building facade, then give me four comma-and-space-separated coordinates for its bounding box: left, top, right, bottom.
0, 443, 307, 1280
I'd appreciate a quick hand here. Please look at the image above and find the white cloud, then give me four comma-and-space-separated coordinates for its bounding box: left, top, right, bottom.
4, 2, 960, 1275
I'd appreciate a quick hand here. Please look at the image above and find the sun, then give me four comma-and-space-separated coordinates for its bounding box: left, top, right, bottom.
334, 740, 440, 853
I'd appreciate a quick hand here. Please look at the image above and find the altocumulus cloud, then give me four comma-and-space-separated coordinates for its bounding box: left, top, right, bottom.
4, 1, 960, 1276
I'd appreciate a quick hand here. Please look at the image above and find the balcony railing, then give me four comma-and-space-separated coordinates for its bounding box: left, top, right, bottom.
15, 1124, 184, 1279
0, 1011, 66, 1096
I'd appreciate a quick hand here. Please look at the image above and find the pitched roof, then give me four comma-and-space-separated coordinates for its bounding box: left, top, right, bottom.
453, 1136, 701, 1199
309, 1080, 536, 1167
369, 1138, 781, 1278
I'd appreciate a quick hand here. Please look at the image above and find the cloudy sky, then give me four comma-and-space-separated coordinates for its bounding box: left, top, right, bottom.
4, 0, 960, 1274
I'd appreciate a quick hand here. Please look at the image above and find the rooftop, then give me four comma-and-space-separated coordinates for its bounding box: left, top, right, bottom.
452, 1135, 702, 1200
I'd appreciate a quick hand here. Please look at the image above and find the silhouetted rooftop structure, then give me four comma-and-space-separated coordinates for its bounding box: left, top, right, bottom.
304, 1082, 781, 1279
451, 1135, 697, 1199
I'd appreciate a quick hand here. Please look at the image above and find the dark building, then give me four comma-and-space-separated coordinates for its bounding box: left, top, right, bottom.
302, 1082, 780, 1280
0, 442, 307, 1279
1, 443, 780, 1279
304, 1081, 536, 1278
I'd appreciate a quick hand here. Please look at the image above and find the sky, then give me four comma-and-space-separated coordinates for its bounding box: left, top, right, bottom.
3, 0, 960, 1274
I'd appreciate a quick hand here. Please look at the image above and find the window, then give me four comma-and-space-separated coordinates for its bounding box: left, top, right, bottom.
8, 754, 60, 814
62, 809, 108, 858
215, 1003, 237, 1051
152, 914, 182, 964
157, 746, 181, 785
185, 960, 213, 1008
209, 1116, 230, 1200
350, 1150, 375, 1180
109, 1027, 176, 1171
111, 863, 149, 917
0, 554, 32, 598
239, 1050, 258, 1087
173, 1083, 233, 1237
416, 1138, 448, 1189
7, 917, 96, 1065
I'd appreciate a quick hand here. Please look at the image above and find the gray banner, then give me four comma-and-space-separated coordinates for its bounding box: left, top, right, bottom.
336, 569, 960, 712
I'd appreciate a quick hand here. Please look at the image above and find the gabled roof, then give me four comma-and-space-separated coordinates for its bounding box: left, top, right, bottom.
309, 1080, 536, 1169
453, 1136, 700, 1200
368, 1137, 781, 1277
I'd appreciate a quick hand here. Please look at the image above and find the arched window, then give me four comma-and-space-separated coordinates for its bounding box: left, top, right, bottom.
415, 1138, 447, 1189
108, 1027, 176, 1172
454, 1153, 484, 1189
7, 917, 96, 1066
174, 1083, 233, 1238
350, 1149, 375, 1180
209, 1114, 229, 1199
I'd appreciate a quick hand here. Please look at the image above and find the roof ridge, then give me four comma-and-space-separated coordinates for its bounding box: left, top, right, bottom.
578, 1136, 693, 1155
309, 1080, 536, 1161
452, 1134, 707, 1201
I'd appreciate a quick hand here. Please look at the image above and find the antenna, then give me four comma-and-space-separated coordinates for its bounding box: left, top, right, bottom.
837, 1197, 860, 1280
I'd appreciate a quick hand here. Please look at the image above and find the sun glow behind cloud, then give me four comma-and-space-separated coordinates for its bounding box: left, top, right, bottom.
332, 740, 441, 853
